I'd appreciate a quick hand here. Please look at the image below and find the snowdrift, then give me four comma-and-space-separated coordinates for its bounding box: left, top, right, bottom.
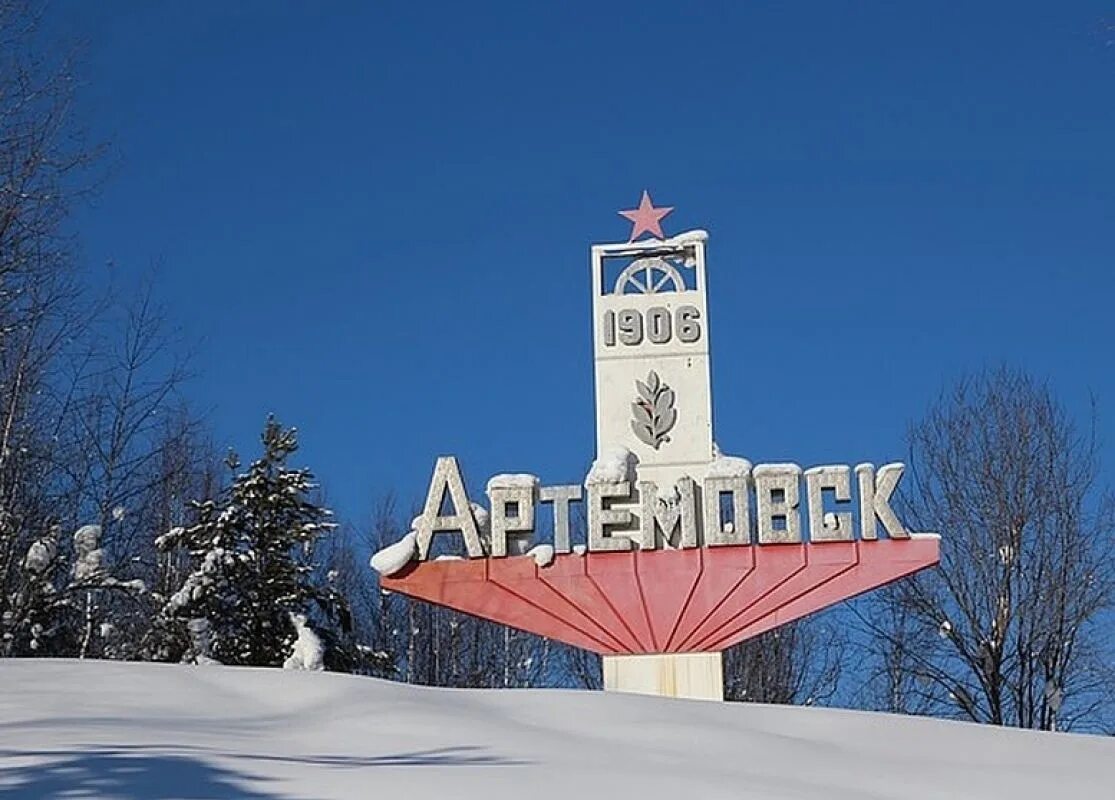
0, 660, 1112, 799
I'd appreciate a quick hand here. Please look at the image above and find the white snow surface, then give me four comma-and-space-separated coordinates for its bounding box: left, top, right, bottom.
369, 531, 417, 576
486, 473, 540, 493
669, 228, 708, 245
752, 462, 803, 477
705, 453, 753, 479
0, 659, 1112, 799
610, 229, 707, 253
585, 445, 634, 485
526, 543, 555, 567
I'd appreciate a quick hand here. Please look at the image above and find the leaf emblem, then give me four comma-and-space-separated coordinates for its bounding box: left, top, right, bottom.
631, 401, 653, 427
654, 388, 674, 415
630, 370, 678, 450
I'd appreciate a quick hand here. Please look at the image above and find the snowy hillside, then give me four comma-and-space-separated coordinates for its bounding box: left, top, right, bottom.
1, 661, 1113, 799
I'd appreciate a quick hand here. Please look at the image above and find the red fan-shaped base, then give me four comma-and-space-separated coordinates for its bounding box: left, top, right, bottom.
381, 537, 939, 654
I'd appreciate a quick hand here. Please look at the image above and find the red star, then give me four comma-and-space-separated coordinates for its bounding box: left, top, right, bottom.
618, 190, 674, 241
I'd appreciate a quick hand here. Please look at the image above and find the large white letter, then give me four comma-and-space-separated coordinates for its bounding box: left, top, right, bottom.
414, 456, 484, 559
540, 484, 582, 554
754, 464, 803, 544
702, 474, 751, 546
855, 463, 910, 540
638, 478, 698, 550
487, 475, 538, 557
805, 465, 854, 542
588, 482, 635, 552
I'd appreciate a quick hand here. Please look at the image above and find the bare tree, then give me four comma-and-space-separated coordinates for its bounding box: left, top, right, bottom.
853, 600, 938, 717
0, 3, 217, 661
561, 643, 603, 690
58, 280, 193, 560
724, 616, 844, 705
0, 0, 108, 652
858, 367, 1114, 731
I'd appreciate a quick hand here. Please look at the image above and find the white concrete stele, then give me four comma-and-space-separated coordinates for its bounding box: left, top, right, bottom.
590, 235, 714, 497
592, 233, 721, 701
603, 653, 724, 701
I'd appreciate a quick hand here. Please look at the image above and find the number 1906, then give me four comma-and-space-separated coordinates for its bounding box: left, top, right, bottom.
602, 305, 702, 347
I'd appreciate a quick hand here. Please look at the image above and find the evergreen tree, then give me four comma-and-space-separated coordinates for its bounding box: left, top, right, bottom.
148, 417, 352, 667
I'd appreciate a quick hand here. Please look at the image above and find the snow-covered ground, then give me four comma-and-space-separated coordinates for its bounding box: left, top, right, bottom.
1, 660, 1113, 799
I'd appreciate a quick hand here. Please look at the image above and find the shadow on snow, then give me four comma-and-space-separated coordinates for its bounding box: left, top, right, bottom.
0, 749, 284, 800
0, 744, 522, 798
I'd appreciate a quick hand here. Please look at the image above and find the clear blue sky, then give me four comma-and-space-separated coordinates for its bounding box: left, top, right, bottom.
48, 2, 1115, 523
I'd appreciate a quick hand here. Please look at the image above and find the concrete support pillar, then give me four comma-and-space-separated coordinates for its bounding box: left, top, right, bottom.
602, 652, 724, 701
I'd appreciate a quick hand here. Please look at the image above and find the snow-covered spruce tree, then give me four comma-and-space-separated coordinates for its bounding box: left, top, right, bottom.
147, 417, 354, 668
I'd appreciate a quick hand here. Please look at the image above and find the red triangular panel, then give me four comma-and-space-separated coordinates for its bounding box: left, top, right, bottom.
380, 538, 940, 655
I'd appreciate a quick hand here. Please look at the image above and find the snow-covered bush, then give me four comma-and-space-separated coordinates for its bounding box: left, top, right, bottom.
1, 524, 145, 659
283, 614, 324, 671
72, 525, 105, 583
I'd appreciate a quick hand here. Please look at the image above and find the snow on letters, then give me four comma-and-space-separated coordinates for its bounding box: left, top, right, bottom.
370, 531, 417, 576
486, 473, 540, 492
398, 450, 925, 562
585, 446, 634, 485
706, 444, 752, 479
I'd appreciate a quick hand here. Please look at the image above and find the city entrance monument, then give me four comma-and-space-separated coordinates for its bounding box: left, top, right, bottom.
372, 192, 940, 700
